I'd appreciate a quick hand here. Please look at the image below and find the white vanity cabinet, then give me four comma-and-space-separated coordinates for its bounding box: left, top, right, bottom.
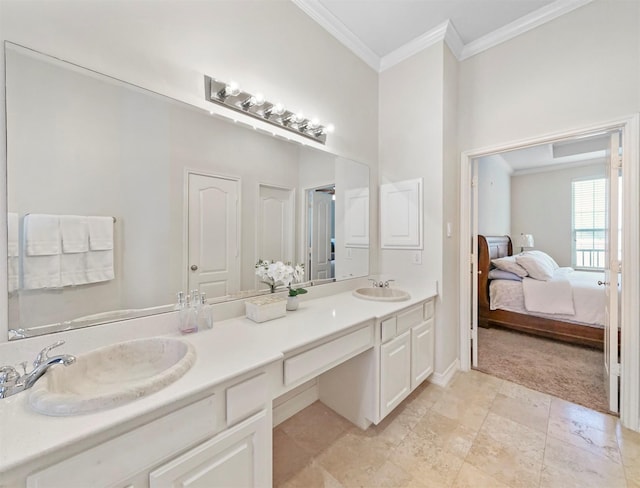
378, 299, 434, 421
23, 369, 274, 488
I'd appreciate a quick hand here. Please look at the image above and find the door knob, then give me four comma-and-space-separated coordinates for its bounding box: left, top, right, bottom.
191, 265, 198, 271
598, 280, 609, 286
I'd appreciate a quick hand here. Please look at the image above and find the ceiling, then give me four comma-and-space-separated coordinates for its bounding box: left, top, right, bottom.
293, 0, 591, 70
479, 133, 612, 174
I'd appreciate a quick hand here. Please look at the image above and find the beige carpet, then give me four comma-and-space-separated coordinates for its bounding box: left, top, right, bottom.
476, 326, 610, 414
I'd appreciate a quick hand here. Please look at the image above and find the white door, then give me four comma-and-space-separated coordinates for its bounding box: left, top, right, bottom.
471, 159, 479, 368
310, 190, 333, 280
604, 131, 621, 413
188, 173, 240, 298
257, 184, 294, 265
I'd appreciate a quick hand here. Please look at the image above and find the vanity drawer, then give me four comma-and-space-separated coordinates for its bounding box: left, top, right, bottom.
226, 373, 268, 427
397, 305, 423, 334
284, 324, 374, 386
424, 299, 434, 320
381, 316, 397, 343
26, 394, 219, 488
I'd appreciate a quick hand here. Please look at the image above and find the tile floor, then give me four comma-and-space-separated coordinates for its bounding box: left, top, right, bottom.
273, 370, 640, 488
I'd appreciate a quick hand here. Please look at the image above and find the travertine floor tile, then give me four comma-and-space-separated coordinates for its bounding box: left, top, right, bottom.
370, 460, 428, 488
431, 390, 491, 431
547, 414, 621, 464
541, 436, 626, 488
465, 434, 542, 488
273, 371, 634, 488
491, 392, 550, 433
282, 460, 344, 488
465, 413, 545, 488
279, 401, 352, 457
550, 396, 618, 433
315, 430, 388, 486
499, 380, 552, 407
273, 427, 314, 486
452, 461, 511, 488
411, 410, 477, 459
389, 432, 465, 488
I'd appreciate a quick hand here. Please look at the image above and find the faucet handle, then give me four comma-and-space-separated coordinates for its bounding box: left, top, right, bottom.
0, 366, 20, 385
384, 279, 395, 288
33, 340, 66, 368
368, 278, 378, 287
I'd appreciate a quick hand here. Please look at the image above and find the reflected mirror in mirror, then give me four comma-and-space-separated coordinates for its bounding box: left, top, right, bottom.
5, 42, 370, 340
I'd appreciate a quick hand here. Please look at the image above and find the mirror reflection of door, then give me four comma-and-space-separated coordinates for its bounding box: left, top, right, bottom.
308, 186, 335, 281
187, 173, 240, 298
257, 185, 295, 289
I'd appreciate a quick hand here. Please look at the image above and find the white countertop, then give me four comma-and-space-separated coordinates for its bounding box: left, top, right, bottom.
0, 282, 437, 477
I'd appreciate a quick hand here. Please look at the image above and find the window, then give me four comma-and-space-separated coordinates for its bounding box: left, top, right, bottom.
572, 178, 606, 269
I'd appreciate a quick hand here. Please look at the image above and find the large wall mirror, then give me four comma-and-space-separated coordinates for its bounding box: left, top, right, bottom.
5, 42, 370, 340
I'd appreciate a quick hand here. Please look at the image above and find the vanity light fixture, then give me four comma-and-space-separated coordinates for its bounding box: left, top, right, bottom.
204, 75, 333, 144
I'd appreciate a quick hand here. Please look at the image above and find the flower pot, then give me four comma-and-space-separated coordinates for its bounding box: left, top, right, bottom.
286, 296, 299, 311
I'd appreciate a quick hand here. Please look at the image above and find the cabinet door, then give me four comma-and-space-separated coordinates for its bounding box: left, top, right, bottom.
380, 331, 411, 419
149, 410, 271, 488
411, 318, 434, 390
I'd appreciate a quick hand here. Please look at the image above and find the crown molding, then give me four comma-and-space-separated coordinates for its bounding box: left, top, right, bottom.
379, 20, 449, 72
459, 0, 594, 60
293, 0, 594, 71
292, 0, 380, 71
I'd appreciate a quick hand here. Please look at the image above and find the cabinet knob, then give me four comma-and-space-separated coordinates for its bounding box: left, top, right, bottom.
191, 265, 198, 271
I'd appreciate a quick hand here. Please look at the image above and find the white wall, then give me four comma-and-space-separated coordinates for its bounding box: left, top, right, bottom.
0, 0, 379, 341
511, 162, 606, 267
379, 42, 457, 376
477, 155, 512, 236
458, 0, 640, 151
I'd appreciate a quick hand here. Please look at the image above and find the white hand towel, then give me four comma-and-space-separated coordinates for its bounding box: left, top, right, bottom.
24, 214, 61, 256
61, 253, 88, 286
7, 212, 19, 258
22, 254, 62, 289
8, 256, 19, 293
60, 215, 89, 253
88, 216, 113, 251
86, 250, 114, 283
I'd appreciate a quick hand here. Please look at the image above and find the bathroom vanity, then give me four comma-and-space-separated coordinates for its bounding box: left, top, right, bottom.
0, 284, 436, 487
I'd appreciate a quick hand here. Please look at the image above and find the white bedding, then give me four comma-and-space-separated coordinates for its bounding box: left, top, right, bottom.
489, 270, 606, 327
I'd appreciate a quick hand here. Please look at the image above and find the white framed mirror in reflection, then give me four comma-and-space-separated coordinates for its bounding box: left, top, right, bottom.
5, 42, 370, 340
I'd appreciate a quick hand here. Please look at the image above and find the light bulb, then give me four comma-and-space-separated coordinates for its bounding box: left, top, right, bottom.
326, 123, 335, 134
310, 118, 320, 128
254, 93, 265, 106
226, 81, 240, 96
272, 103, 285, 115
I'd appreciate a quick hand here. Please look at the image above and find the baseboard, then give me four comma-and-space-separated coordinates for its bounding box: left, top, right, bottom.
429, 359, 460, 387
272, 379, 319, 427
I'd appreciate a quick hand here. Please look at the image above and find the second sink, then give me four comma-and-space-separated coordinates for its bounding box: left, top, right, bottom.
353, 287, 411, 302
29, 337, 196, 416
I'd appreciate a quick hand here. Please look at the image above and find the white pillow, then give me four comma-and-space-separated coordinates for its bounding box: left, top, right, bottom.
491, 255, 528, 277
488, 269, 523, 281
516, 252, 556, 281
523, 250, 559, 270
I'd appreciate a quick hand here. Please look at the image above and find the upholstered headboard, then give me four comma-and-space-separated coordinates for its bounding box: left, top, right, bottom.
477, 235, 513, 309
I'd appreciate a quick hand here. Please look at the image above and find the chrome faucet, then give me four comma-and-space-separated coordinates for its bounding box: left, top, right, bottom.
368, 278, 395, 288
0, 340, 76, 399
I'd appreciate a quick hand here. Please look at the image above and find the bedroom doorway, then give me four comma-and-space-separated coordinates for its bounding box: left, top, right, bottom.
459, 115, 640, 428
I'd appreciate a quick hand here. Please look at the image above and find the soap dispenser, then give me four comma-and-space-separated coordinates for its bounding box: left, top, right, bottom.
198, 292, 214, 330
177, 291, 197, 334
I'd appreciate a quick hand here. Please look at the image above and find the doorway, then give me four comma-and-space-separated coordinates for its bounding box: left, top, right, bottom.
307, 185, 336, 281
459, 115, 640, 429
187, 172, 240, 298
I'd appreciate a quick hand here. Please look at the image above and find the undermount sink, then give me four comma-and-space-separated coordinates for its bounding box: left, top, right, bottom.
353, 287, 411, 302
29, 337, 196, 416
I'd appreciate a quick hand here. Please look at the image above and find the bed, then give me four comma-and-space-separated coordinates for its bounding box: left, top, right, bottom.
478, 235, 605, 349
